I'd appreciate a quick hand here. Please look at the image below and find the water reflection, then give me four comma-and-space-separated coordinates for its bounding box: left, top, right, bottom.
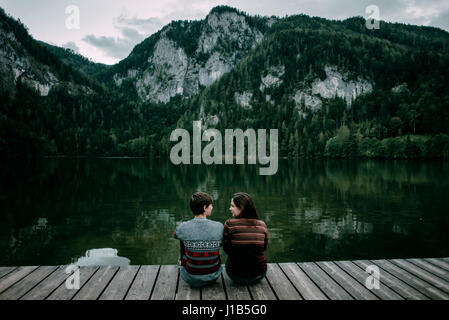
312, 210, 373, 240
32, 218, 48, 231
73, 248, 130, 266
0, 157, 448, 266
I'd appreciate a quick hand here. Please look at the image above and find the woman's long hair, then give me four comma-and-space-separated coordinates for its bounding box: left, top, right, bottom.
232, 192, 259, 219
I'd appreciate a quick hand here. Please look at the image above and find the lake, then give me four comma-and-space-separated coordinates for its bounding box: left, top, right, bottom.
1, 157, 448, 266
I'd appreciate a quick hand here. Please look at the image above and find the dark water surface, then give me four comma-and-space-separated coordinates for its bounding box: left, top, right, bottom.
1, 158, 448, 266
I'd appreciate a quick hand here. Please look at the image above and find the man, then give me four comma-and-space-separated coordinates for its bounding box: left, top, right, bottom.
174, 192, 223, 287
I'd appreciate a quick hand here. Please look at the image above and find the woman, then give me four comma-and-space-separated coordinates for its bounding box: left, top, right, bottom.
223, 192, 268, 285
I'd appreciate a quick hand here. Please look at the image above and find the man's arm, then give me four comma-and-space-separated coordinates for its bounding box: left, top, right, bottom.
174, 228, 186, 265
179, 240, 186, 266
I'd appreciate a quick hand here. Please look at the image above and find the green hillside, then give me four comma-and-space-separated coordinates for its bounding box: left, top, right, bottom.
1, 6, 449, 159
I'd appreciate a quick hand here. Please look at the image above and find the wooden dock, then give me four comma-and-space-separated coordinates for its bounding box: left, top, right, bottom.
1, 257, 449, 300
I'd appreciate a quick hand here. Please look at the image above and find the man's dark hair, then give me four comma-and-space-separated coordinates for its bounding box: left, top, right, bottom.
190, 192, 213, 215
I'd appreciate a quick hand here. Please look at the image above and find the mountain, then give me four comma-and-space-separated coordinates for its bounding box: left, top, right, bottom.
105, 6, 275, 103
38, 41, 109, 79
0, 7, 99, 97
1, 5, 449, 159
172, 13, 449, 158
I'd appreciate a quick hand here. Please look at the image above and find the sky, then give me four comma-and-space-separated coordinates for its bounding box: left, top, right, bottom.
1, 0, 448, 65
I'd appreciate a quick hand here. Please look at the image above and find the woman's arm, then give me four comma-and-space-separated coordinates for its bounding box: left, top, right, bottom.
264, 228, 268, 251
222, 220, 232, 254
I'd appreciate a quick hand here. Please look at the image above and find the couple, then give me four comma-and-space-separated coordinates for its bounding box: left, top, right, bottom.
174, 192, 268, 288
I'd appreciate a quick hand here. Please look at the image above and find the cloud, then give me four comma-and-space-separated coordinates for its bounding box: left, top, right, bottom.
83, 33, 140, 59
429, 9, 449, 31
114, 14, 164, 35
61, 41, 80, 53
82, 11, 166, 60
82, 21, 146, 60
121, 27, 145, 42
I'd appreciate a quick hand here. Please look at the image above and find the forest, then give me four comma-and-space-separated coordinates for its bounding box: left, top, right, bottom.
1, 6, 449, 159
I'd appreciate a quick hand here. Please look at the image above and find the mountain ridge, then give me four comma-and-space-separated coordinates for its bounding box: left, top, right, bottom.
1, 5, 449, 159
104, 5, 273, 103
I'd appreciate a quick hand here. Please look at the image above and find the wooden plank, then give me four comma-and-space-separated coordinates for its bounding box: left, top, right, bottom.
298, 262, 353, 300
176, 270, 201, 300
201, 274, 226, 300
0, 266, 57, 300
46, 266, 98, 300
390, 259, 449, 294
248, 277, 276, 300
353, 260, 427, 300
151, 265, 178, 300
265, 264, 301, 300
335, 261, 404, 300
20, 266, 72, 300
99, 266, 139, 300
424, 258, 449, 272
222, 269, 251, 300
0, 267, 17, 279
407, 259, 449, 281
370, 259, 449, 300
3, 258, 447, 301
0, 266, 38, 295
317, 261, 378, 300
279, 263, 327, 300
72, 266, 119, 300
126, 265, 160, 300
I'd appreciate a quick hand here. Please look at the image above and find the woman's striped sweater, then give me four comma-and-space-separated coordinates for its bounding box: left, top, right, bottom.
223, 218, 268, 278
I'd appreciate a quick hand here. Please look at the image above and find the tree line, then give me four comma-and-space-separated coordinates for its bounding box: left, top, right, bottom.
1, 7, 449, 159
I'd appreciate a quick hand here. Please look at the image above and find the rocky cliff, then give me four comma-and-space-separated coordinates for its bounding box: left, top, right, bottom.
112, 8, 272, 103
0, 12, 93, 96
